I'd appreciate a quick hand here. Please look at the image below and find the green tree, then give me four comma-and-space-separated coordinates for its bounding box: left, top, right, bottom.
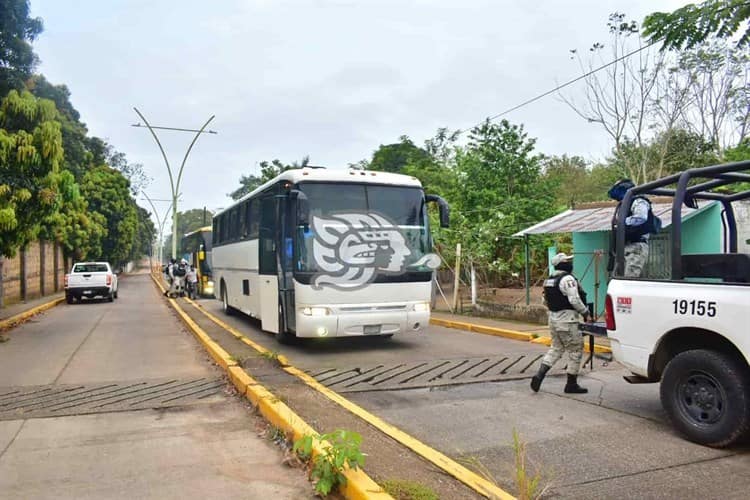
80, 165, 138, 265
27, 75, 93, 180
542, 155, 620, 208
369, 136, 430, 174
40, 169, 106, 260
0, 0, 43, 96
131, 205, 156, 261
162, 207, 214, 256
0, 90, 63, 257
644, 0, 750, 51
447, 120, 555, 280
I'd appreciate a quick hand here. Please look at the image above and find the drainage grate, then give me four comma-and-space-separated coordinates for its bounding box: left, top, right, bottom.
0, 377, 225, 421
307, 354, 612, 393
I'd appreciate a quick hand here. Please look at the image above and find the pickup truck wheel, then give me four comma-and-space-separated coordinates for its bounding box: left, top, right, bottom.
66, 293, 74, 304
114, 290, 118, 299
660, 349, 750, 447
107, 292, 114, 303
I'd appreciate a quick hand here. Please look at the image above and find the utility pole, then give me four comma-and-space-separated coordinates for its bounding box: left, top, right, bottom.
132, 108, 216, 259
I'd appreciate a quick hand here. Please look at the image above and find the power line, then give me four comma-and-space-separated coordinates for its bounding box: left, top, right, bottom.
460, 38, 660, 134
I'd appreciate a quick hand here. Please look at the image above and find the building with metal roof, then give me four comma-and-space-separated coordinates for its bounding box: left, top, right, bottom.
513, 200, 723, 317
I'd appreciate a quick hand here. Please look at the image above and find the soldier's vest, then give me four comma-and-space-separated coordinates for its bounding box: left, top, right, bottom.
543, 273, 587, 312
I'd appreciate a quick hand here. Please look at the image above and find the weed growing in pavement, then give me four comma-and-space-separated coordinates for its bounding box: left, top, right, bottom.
530, 333, 539, 339
458, 430, 549, 500
293, 429, 366, 496
512, 429, 548, 500
381, 479, 438, 500
258, 349, 283, 366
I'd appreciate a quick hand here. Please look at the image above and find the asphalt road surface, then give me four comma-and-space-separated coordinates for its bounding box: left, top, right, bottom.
194, 294, 750, 499
0, 274, 311, 500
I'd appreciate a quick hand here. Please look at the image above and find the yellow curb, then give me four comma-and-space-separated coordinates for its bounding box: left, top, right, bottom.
431, 317, 613, 354
151, 274, 392, 500
151, 274, 237, 369
186, 298, 515, 500
0, 296, 65, 332
530, 336, 551, 345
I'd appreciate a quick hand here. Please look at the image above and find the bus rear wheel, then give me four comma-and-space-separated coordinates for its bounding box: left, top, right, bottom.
222, 285, 234, 316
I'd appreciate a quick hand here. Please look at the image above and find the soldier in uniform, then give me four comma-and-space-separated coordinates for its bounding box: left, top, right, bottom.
530, 253, 589, 394
607, 179, 659, 278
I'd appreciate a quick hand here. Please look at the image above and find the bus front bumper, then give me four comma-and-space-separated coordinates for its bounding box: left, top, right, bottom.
295, 303, 430, 338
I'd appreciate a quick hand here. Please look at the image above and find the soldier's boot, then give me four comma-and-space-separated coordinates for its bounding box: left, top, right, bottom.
564, 374, 588, 394
530, 363, 551, 392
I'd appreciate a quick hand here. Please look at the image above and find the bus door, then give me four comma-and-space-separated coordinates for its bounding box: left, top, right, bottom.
278, 194, 296, 333
259, 196, 279, 333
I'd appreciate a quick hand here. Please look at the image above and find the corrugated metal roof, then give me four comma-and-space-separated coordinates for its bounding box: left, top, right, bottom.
513, 201, 715, 237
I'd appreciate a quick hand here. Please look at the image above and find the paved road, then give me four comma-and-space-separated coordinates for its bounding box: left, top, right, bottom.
195, 296, 750, 499
0, 274, 311, 500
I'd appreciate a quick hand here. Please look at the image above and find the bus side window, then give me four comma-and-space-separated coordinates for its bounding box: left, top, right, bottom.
240, 201, 248, 239
249, 200, 260, 239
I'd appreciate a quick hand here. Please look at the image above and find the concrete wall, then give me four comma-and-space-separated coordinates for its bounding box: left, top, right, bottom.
0, 240, 67, 308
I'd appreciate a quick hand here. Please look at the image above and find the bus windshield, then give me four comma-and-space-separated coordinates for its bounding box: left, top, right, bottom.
294, 182, 433, 277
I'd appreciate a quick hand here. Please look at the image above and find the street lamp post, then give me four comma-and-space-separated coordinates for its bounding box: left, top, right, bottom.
132, 108, 216, 260
142, 193, 175, 266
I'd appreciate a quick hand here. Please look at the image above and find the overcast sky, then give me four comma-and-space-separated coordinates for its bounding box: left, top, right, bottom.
31, 0, 687, 227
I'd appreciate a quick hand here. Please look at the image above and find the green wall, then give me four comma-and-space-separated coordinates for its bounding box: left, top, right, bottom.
681, 202, 722, 255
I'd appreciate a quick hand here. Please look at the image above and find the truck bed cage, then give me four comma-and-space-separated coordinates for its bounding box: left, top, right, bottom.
615, 160, 750, 280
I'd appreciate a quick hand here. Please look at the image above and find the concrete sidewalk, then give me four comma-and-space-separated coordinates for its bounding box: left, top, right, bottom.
0, 293, 64, 322
431, 310, 612, 350
0, 274, 311, 499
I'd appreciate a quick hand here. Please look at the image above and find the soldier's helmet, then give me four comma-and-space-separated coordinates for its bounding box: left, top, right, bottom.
608, 179, 635, 201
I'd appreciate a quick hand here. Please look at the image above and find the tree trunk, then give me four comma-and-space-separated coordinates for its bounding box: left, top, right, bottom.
20, 247, 27, 302
0, 257, 4, 308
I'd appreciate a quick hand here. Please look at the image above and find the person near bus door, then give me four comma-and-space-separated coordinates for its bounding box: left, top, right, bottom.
186, 266, 198, 299
607, 179, 660, 278
530, 252, 590, 394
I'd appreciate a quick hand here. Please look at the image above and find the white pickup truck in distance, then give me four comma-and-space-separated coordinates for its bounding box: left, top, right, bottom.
606, 161, 750, 448
65, 262, 119, 303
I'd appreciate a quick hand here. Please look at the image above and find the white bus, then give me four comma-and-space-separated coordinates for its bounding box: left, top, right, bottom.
211, 167, 449, 343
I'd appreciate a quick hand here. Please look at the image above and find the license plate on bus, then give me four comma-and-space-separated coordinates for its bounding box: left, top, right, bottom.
363, 325, 381, 335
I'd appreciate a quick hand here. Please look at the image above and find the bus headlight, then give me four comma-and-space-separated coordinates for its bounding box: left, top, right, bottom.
413, 302, 430, 313
301, 307, 331, 316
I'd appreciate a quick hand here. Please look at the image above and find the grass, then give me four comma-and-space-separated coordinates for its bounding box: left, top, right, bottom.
512, 429, 548, 500
381, 479, 439, 500
458, 429, 549, 500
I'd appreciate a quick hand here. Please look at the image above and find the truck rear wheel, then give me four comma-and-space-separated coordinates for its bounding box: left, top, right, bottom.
660, 349, 750, 447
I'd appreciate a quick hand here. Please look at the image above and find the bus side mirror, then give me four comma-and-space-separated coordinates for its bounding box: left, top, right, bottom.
291, 190, 310, 225
426, 194, 450, 228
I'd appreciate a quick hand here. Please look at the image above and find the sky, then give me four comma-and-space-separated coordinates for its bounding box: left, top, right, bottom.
30, 0, 688, 230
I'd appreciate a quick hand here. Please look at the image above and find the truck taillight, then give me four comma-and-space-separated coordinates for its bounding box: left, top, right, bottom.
106, 274, 112, 286
64, 274, 69, 288
605, 294, 616, 331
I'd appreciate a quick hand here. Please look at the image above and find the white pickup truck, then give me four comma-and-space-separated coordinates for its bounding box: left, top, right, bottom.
606, 161, 750, 447
65, 262, 119, 304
